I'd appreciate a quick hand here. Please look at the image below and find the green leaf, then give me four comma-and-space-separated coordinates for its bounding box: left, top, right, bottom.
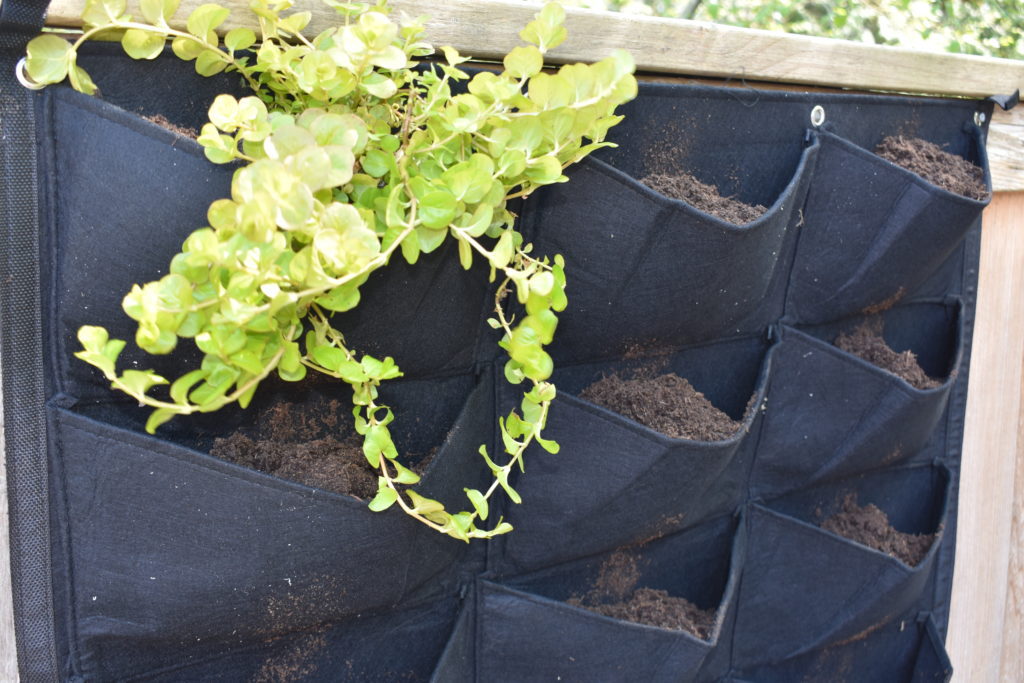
145, 407, 178, 434
311, 345, 345, 371
67, 65, 98, 95
490, 230, 514, 269
224, 27, 256, 51
537, 435, 560, 454
170, 369, 207, 404
195, 50, 228, 76
368, 482, 398, 511
503, 45, 543, 79
78, 325, 110, 354
120, 369, 169, 396
490, 521, 514, 535
187, 3, 231, 42
361, 149, 392, 178
81, 0, 128, 26
392, 462, 421, 485
363, 424, 397, 467
121, 29, 165, 60
457, 237, 473, 270
140, 0, 179, 25
171, 36, 204, 61
465, 488, 489, 520
418, 190, 457, 230
25, 35, 73, 85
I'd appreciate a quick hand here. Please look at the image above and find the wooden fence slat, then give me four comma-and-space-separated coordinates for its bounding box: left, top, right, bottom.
44, 0, 1024, 99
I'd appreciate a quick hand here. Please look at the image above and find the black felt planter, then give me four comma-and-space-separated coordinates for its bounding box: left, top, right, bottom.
523, 139, 817, 363
751, 300, 962, 498
1, 35, 993, 680
478, 514, 744, 683
733, 465, 952, 670
496, 335, 770, 573
787, 127, 990, 324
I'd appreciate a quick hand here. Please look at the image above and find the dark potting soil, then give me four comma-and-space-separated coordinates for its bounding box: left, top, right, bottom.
874, 135, 987, 200
834, 320, 941, 390
210, 399, 434, 499
640, 171, 767, 224
822, 494, 936, 566
142, 113, 199, 140
567, 552, 716, 638
580, 371, 742, 441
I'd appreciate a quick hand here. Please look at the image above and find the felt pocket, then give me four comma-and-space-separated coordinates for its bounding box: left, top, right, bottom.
521, 136, 817, 364
733, 465, 951, 669
496, 335, 771, 573
751, 300, 961, 498
41, 86, 490, 403
787, 128, 989, 324
730, 613, 952, 683
479, 514, 744, 683
48, 370, 493, 681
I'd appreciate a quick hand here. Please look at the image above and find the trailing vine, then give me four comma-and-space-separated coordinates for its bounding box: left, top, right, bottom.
24, 0, 636, 541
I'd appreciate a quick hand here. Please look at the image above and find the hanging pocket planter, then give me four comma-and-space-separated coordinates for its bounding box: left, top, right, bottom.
49, 368, 493, 681
733, 464, 951, 670
787, 127, 990, 325
496, 335, 771, 573
479, 514, 744, 683
522, 136, 817, 364
751, 299, 962, 498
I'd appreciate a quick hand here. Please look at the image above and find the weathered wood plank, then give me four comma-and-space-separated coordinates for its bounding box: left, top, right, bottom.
1002, 366, 1024, 681
0, 355, 18, 682
948, 191, 1024, 682
44, 0, 1024, 98
990, 108, 1024, 194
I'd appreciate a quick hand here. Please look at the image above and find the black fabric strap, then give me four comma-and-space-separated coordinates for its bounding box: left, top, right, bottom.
2, 0, 59, 680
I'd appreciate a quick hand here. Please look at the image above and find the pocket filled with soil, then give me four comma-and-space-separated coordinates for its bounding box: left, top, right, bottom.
480, 514, 744, 682
752, 302, 960, 498
734, 465, 950, 669
640, 171, 768, 224
874, 135, 987, 201
787, 128, 989, 324
522, 138, 817, 362
498, 336, 770, 572
821, 494, 936, 567
833, 319, 940, 390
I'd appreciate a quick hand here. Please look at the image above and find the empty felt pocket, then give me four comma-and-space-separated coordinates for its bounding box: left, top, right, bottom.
479, 514, 744, 683
733, 465, 951, 669
787, 127, 990, 324
49, 371, 492, 680
497, 335, 770, 573
751, 300, 961, 498
731, 613, 952, 683
521, 137, 815, 363
137, 596, 461, 683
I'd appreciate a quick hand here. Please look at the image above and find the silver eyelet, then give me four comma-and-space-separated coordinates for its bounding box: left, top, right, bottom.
15, 57, 46, 91
810, 105, 826, 128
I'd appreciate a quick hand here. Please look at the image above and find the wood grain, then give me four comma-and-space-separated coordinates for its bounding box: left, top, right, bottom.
1002, 357, 1024, 681
44, 0, 1024, 98
990, 108, 1024, 194
948, 191, 1024, 682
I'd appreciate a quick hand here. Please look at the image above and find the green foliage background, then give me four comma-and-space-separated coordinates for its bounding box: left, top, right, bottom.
545, 0, 1024, 60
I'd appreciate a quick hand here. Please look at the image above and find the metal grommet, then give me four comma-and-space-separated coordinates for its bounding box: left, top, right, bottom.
810, 105, 826, 128
15, 57, 46, 91
973, 111, 986, 126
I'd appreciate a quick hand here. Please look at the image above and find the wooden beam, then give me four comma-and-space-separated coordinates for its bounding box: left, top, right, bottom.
948, 191, 1024, 682
44, 0, 1024, 99
990, 108, 1024, 194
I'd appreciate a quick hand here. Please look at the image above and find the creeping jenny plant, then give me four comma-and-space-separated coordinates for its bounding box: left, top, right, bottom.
24, 0, 637, 540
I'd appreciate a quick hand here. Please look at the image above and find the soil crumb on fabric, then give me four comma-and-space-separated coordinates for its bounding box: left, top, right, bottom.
252, 628, 328, 683
210, 400, 434, 499
874, 135, 987, 200
640, 171, 767, 224
567, 551, 716, 638
580, 372, 742, 441
142, 113, 198, 139
834, 320, 940, 390
821, 494, 936, 566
